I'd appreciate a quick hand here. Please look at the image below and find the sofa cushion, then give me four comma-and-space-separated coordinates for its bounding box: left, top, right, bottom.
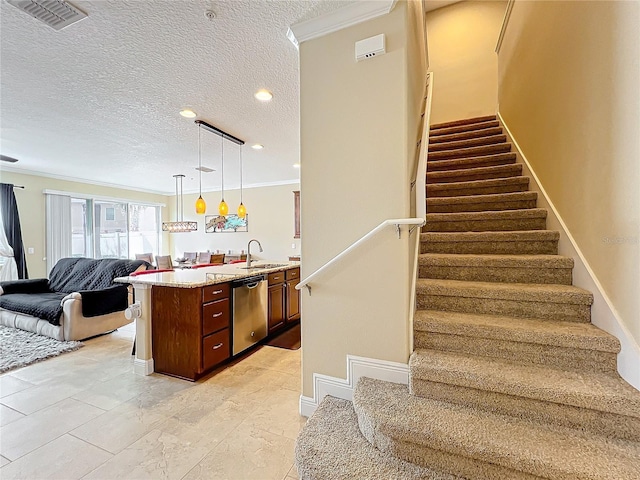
0, 292, 67, 325
49, 258, 147, 293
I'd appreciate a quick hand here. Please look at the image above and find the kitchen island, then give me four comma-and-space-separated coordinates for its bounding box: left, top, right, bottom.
115, 261, 300, 380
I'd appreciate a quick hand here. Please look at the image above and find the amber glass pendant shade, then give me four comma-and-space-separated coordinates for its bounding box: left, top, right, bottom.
218, 199, 229, 216
237, 202, 246, 218
195, 195, 206, 214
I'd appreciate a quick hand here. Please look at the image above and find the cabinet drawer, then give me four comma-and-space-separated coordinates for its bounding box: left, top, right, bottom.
268, 271, 285, 285
202, 283, 229, 303
202, 328, 230, 371
285, 268, 300, 281
202, 298, 230, 336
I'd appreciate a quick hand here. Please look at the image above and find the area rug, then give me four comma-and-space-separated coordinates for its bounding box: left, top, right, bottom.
265, 323, 301, 350
0, 325, 83, 374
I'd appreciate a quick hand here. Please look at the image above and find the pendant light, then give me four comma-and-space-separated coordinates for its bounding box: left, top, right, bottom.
218, 133, 228, 216
162, 174, 198, 232
237, 145, 246, 218
195, 124, 206, 214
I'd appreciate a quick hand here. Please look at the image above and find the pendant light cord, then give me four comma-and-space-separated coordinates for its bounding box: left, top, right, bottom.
239, 146, 243, 203
221, 134, 225, 199
198, 125, 202, 196
175, 175, 179, 221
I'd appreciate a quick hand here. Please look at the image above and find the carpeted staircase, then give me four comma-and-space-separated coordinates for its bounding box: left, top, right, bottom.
295, 115, 640, 479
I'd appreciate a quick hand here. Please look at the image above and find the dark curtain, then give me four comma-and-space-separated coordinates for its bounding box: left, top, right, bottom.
0, 183, 28, 279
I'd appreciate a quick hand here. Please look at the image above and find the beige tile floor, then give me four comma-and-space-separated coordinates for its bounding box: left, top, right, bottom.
0, 323, 304, 480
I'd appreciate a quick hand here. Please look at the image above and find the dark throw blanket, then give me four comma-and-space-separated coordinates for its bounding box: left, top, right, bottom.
0, 257, 145, 325
0, 292, 67, 324
48, 258, 144, 293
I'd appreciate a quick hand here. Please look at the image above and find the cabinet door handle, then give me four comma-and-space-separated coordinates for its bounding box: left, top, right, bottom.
211, 289, 223, 295
212, 312, 223, 318
212, 343, 224, 350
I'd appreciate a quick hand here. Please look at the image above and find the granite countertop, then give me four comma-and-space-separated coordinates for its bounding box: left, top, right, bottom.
115, 261, 300, 288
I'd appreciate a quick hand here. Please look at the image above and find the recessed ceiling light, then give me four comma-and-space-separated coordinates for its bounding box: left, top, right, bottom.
293, 163, 301, 168
254, 89, 273, 102
179, 108, 197, 118
252, 144, 264, 150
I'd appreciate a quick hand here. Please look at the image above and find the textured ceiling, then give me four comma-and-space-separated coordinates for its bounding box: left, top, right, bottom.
0, 0, 354, 194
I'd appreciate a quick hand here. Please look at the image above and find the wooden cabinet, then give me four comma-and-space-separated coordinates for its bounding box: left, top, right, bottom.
268, 272, 286, 333
267, 267, 301, 333
152, 283, 230, 381
286, 268, 301, 322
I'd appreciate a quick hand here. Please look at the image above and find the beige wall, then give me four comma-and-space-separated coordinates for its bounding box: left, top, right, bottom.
0, 169, 170, 278
498, 1, 640, 343
299, 0, 426, 397
168, 183, 301, 262
426, 0, 506, 124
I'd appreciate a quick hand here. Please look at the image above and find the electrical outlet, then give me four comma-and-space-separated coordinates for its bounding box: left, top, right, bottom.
291, 243, 296, 249
28, 247, 34, 254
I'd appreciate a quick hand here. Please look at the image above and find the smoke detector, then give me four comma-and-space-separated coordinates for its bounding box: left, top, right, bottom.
355, 34, 386, 62
6, 0, 87, 31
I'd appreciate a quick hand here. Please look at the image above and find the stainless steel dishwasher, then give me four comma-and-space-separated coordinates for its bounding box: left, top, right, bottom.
231, 275, 268, 355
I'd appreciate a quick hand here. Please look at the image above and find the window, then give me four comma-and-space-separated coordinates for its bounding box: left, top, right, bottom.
94, 201, 128, 258
128, 204, 160, 258
69, 197, 160, 259
71, 198, 91, 257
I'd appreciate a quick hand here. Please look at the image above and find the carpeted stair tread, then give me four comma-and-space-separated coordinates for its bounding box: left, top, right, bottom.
426, 163, 522, 184
421, 230, 559, 255
429, 120, 500, 137
294, 396, 457, 480
427, 191, 537, 213
428, 134, 507, 152
419, 253, 572, 269
424, 208, 547, 232
409, 349, 640, 419
429, 126, 503, 144
426, 152, 516, 171
413, 310, 619, 353
427, 143, 511, 161
430, 115, 497, 130
416, 278, 593, 305
427, 176, 529, 197
354, 377, 640, 480
418, 252, 573, 284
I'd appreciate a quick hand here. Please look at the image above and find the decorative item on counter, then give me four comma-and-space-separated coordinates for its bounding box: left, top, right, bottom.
205, 214, 248, 233
195, 123, 207, 214
162, 174, 197, 232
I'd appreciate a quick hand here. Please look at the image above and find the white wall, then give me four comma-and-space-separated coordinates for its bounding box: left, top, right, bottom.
426, 0, 507, 124
299, 0, 426, 397
168, 183, 300, 262
497, 0, 640, 378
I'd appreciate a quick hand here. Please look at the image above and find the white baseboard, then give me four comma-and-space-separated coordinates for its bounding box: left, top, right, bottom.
299, 354, 409, 417
497, 111, 640, 390
134, 358, 154, 376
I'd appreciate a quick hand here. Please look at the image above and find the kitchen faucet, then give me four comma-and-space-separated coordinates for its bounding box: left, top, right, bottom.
246, 239, 263, 268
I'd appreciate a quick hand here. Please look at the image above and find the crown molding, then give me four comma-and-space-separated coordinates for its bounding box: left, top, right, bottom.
0, 165, 169, 196
0, 165, 299, 196
287, 0, 397, 48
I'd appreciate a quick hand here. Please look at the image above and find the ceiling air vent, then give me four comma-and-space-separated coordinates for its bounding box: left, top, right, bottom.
6, 0, 87, 30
